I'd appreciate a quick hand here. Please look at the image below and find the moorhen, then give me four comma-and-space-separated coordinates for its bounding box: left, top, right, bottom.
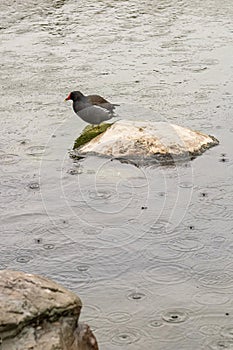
65, 91, 118, 125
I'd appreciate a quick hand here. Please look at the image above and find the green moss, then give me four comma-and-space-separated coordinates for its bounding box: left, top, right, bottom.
73, 123, 112, 150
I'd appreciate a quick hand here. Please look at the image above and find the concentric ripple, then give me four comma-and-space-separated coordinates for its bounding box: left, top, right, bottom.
82, 304, 101, 322
193, 291, 230, 306
161, 308, 190, 323
178, 181, 194, 189
15, 255, 32, 263
199, 324, 221, 335
145, 243, 186, 262
168, 237, 203, 252
43, 243, 55, 250
88, 189, 114, 200
147, 322, 187, 341
0, 180, 22, 205
148, 319, 164, 328
82, 226, 103, 236
144, 220, 175, 239
206, 339, 233, 350
192, 246, 228, 264
26, 145, 46, 157
107, 312, 132, 324
127, 291, 146, 301
0, 153, 20, 164
197, 270, 233, 290
191, 203, 231, 221
143, 263, 191, 285
87, 226, 139, 249
28, 181, 40, 190
110, 327, 143, 345
221, 326, 233, 339
76, 264, 90, 272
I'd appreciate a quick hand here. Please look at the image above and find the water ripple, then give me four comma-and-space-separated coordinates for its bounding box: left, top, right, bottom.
143, 263, 191, 285
110, 327, 144, 345
144, 243, 186, 262
206, 339, 233, 350
168, 237, 204, 252
107, 312, 132, 324
197, 270, 233, 290
221, 326, 233, 339
82, 304, 101, 323
193, 291, 230, 306
161, 308, 190, 324
200, 324, 221, 335
26, 145, 46, 157
0, 153, 20, 164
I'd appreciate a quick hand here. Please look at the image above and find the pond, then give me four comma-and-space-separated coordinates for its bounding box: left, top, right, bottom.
0, 0, 233, 348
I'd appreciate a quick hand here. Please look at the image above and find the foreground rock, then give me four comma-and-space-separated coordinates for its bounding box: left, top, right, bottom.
0, 270, 98, 350
73, 120, 219, 164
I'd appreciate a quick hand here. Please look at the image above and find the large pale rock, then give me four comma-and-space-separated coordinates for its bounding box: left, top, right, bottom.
0, 270, 98, 350
75, 120, 218, 163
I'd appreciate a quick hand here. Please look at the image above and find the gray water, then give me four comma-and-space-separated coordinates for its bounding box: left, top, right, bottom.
1, 0, 233, 349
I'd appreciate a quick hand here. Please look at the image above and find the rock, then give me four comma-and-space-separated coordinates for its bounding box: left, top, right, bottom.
0, 270, 98, 350
73, 123, 112, 150
73, 120, 219, 164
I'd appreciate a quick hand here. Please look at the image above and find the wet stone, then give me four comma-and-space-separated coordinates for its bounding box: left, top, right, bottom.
0, 270, 98, 350
73, 120, 219, 165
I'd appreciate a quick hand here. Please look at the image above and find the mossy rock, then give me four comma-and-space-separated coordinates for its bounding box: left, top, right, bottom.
72, 120, 219, 165
73, 123, 113, 150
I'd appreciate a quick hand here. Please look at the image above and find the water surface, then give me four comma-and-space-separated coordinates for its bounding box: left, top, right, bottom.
1, 0, 233, 348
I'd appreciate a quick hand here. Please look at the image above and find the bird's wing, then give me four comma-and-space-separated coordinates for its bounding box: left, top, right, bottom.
77, 105, 114, 124
87, 95, 109, 104
87, 95, 118, 112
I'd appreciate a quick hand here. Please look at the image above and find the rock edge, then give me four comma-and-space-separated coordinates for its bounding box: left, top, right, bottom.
0, 270, 98, 350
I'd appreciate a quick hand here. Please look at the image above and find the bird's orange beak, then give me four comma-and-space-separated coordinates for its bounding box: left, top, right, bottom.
65, 93, 71, 101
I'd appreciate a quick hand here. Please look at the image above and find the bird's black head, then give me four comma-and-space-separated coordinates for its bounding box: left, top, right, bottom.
65, 91, 85, 101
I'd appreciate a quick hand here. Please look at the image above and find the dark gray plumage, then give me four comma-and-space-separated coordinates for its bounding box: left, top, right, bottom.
65, 91, 118, 124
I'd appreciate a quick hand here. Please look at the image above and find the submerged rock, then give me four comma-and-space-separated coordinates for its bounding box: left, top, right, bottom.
0, 270, 98, 350
72, 120, 219, 164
